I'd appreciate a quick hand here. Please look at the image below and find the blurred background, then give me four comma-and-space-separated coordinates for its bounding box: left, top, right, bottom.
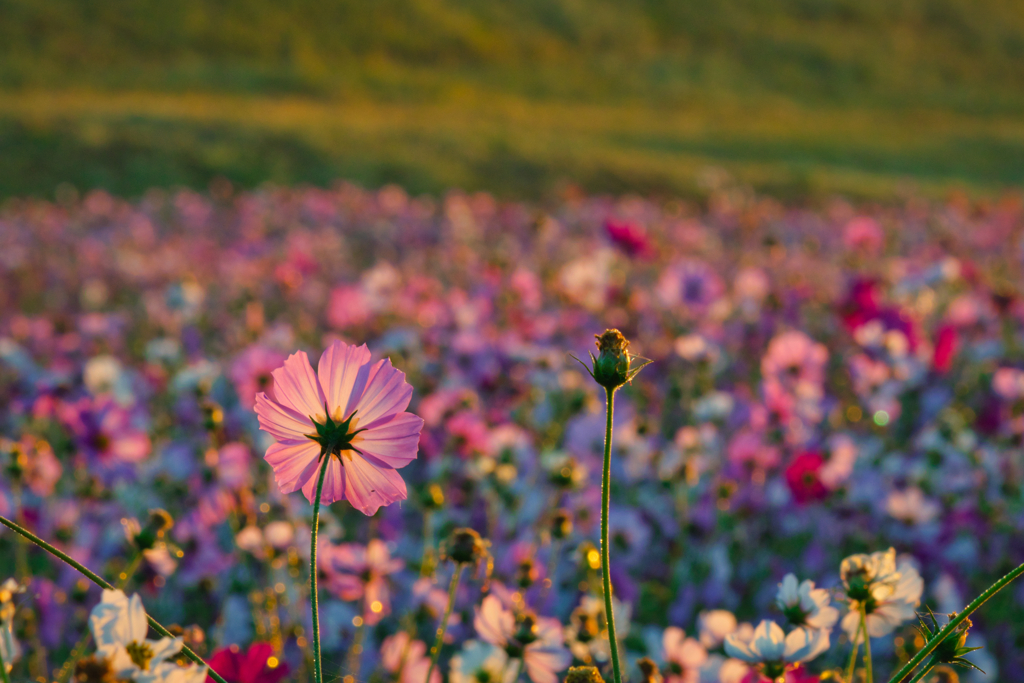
2, 0, 1024, 201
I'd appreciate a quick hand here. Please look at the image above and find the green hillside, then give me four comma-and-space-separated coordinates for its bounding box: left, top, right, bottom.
2, 0, 1024, 200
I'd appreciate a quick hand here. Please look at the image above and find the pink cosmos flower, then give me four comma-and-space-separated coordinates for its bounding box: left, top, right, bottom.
381, 631, 441, 683
255, 340, 424, 514
323, 539, 403, 625
206, 642, 290, 683
474, 595, 571, 683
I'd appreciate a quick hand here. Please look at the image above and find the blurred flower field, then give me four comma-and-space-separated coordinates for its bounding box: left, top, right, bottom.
1, 181, 1023, 682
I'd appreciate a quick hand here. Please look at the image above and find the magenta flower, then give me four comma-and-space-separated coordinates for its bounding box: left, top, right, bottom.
255, 341, 424, 515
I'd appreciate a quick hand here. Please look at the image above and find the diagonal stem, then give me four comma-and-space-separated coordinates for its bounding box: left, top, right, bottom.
601, 386, 623, 683
0, 514, 228, 683
309, 456, 331, 683
56, 551, 144, 683
424, 563, 464, 683
846, 635, 861, 683
888, 560, 1024, 683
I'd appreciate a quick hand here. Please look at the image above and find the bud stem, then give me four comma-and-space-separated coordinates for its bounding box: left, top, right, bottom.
888, 560, 1024, 683
425, 563, 465, 683
601, 386, 623, 683
309, 456, 331, 683
0, 514, 228, 683
905, 659, 937, 683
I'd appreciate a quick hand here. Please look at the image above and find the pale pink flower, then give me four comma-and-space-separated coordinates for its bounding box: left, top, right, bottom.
230, 345, 286, 409
474, 595, 571, 683
662, 627, 708, 683
255, 340, 424, 514
842, 217, 884, 254
381, 631, 440, 683
324, 539, 403, 625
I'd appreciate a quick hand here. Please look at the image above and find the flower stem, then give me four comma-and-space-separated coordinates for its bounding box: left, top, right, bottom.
511, 657, 524, 683
601, 386, 623, 683
56, 551, 144, 683
425, 563, 464, 683
888, 560, 1024, 683
905, 659, 937, 683
0, 514, 229, 683
845, 635, 861, 683
860, 604, 873, 683
0, 640, 10, 683
309, 456, 331, 683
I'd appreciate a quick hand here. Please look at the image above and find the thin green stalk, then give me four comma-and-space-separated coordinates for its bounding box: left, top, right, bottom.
888, 560, 1024, 683
845, 634, 860, 683
56, 552, 144, 683
861, 605, 873, 683
309, 457, 331, 683
0, 514, 228, 683
905, 659, 937, 683
0, 640, 10, 683
601, 386, 623, 683
424, 563, 465, 683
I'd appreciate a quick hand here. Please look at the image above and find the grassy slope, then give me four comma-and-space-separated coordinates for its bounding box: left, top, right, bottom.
1, 0, 1024, 200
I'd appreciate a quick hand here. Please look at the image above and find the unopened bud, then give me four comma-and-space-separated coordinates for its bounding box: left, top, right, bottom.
441, 528, 490, 566
637, 658, 663, 683
551, 509, 573, 540
565, 666, 604, 683
575, 329, 650, 391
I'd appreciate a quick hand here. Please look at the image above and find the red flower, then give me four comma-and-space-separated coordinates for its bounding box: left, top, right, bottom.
207, 643, 290, 683
933, 324, 959, 373
785, 452, 829, 504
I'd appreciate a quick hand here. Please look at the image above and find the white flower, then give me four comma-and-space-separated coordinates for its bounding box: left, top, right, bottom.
724, 620, 826, 678
840, 548, 900, 595
450, 640, 515, 683
90, 589, 206, 682
776, 574, 838, 634
841, 559, 923, 641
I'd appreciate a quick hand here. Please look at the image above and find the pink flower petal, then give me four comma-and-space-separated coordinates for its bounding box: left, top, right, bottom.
355, 412, 424, 468
255, 393, 314, 441
301, 457, 346, 505
524, 646, 572, 683
265, 440, 321, 494
272, 351, 327, 421
350, 359, 414, 429
318, 341, 373, 419
474, 595, 513, 647
342, 454, 408, 515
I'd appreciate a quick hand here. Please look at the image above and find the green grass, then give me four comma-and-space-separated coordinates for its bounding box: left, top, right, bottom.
2, 0, 1024, 200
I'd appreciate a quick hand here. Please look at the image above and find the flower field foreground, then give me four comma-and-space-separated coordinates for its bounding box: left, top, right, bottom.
0, 183, 1023, 682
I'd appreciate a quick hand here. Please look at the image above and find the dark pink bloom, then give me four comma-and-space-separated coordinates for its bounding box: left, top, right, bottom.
606, 219, 653, 257
933, 324, 959, 373
206, 642, 289, 683
255, 340, 424, 514
785, 452, 829, 504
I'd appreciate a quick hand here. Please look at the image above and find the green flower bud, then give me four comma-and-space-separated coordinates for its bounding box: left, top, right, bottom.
565, 666, 604, 683
574, 329, 651, 391
551, 509, 573, 540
